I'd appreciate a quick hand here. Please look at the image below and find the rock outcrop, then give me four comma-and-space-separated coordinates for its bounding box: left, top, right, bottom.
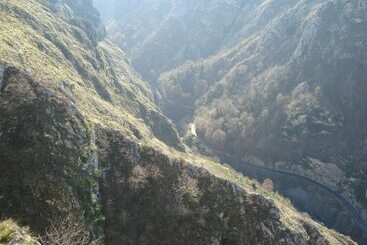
97, 129, 355, 244
47, 0, 106, 43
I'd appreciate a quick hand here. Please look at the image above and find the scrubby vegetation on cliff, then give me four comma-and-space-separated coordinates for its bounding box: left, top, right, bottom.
0, 219, 38, 245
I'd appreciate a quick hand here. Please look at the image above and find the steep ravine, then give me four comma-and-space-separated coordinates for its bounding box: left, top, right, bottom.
0, 0, 358, 244
95, 2, 367, 220
0, 66, 354, 244
192, 128, 367, 243
157, 0, 367, 237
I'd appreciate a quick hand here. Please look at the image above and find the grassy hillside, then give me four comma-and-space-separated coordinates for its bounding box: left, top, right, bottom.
0, 0, 184, 149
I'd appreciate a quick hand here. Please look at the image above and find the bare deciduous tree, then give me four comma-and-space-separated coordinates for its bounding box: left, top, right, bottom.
174, 172, 202, 204
39, 215, 91, 245
262, 178, 274, 192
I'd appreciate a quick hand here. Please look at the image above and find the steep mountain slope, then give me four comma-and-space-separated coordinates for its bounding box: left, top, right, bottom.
159, 0, 367, 230
0, 0, 355, 244
93, 0, 267, 81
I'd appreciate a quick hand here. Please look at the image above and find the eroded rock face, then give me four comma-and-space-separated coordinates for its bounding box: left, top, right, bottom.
67, 0, 106, 42
47, 0, 106, 43
96, 129, 339, 245
0, 67, 93, 231
0, 63, 4, 89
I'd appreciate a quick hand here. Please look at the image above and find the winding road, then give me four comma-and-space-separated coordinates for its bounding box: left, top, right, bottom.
194, 130, 367, 235
162, 99, 367, 235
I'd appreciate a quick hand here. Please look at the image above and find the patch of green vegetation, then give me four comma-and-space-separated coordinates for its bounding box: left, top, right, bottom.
0, 220, 14, 243
75, 167, 105, 239
0, 219, 37, 245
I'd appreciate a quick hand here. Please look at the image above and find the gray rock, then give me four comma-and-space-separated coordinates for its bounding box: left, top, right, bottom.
0, 63, 4, 90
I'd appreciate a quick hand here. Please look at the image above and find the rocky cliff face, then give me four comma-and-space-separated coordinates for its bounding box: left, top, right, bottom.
97, 128, 354, 245
64, 0, 106, 41
0, 67, 92, 231
47, 0, 106, 43
0, 0, 357, 244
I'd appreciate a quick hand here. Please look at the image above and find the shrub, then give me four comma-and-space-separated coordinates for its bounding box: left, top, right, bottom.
0, 220, 15, 243
128, 165, 149, 191
174, 173, 202, 204
39, 216, 91, 245
262, 178, 274, 192
128, 164, 163, 191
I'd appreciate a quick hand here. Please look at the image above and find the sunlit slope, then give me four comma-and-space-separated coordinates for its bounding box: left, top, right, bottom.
0, 0, 182, 149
